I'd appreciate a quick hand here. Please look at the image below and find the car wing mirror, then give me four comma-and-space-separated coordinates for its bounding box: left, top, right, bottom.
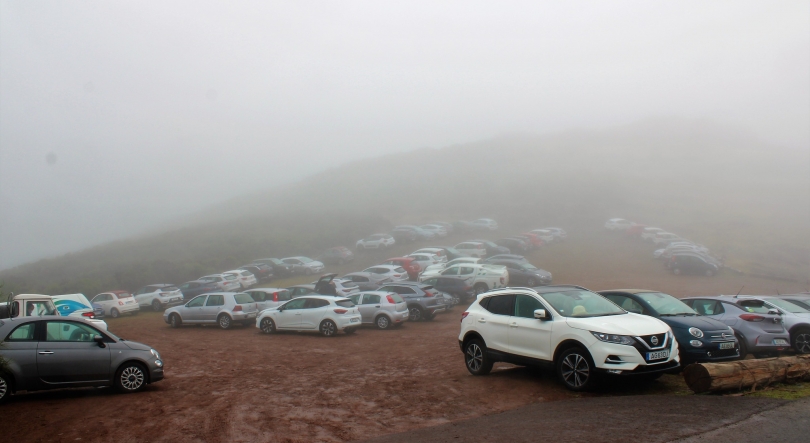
93, 335, 106, 348
767, 308, 780, 316
534, 309, 549, 320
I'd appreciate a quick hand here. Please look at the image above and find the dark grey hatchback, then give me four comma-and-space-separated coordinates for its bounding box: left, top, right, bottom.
0, 316, 164, 403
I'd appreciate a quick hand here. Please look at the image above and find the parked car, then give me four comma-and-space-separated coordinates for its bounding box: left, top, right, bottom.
495, 237, 530, 253
287, 284, 317, 298
164, 292, 259, 329
0, 294, 57, 320
255, 295, 361, 336
224, 269, 258, 289
598, 290, 740, 365
50, 294, 109, 330
487, 259, 552, 287
0, 316, 164, 403
411, 247, 448, 262
527, 229, 556, 243
430, 222, 454, 235
625, 223, 647, 237
472, 218, 498, 231
419, 276, 476, 303
390, 226, 419, 243
392, 225, 434, 241
356, 234, 396, 250
667, 253, 720, 276
681, 296, 791, 358
471, 239, 511, 257
312, 273, 361, 297
341, 271, 389, 290
420, 263, 509, 295
604, 218, 633, 231
459, 285, 679, 391
435, 246, 471, 261
453, 241, 488, 258
91, 291, 140, 318
483, 254, 527, 263
243, 288, 292, 311
653, 232, 683, 246
780, 294, 810, 311
381, 257, 422, 280
362, 265, 410, 282
407, 253, 444, 270
378, 282, 449, 321
654, 245, 712, 260
421, 257, 482, 277
281, 256, 325, 275
543, 227, 568, 241
252, 258, 294, 277
347, 291, 410, 329
199, 274, 242, 292
319, 246, 355, 265
239, 264, 274, 282
641, 227, 665, 241
177, 280, 221, 300
420, 224, 448, 238
517, 233, 545, 248
732, 296, 810, 354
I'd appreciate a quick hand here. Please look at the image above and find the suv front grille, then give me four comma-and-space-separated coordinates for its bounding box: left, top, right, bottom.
636, 333, 669, 350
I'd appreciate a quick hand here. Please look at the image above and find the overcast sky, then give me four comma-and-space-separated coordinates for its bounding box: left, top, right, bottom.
1, 1, 808, 269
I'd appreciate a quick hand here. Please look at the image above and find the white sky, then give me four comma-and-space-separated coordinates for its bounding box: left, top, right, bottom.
1, 1, 808, 269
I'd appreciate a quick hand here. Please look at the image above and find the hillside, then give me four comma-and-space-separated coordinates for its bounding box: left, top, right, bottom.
1, 118, 808, 296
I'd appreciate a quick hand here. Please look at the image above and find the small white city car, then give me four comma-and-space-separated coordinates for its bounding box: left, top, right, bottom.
458, 285, 679, 391
256, 295, 361, 337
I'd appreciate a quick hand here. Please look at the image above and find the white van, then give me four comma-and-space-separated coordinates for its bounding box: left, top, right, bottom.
0, 294, 58, 319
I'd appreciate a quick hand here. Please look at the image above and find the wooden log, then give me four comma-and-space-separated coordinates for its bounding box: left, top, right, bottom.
683, 355, 810, 393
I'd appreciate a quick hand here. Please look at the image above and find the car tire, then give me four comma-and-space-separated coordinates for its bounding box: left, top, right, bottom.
409, 306, 424, 322
526, 277, 537, 287
556, 347, 596, 391
260, 318, 276, 334
320, 319, 337, 337
110, 308, 120, 318
218, 314, 232, 330
463, 338, 493, 376
151, 300, 162, 312
0, 373, 11, 404
115, 362, 148, 393
792, 328, 810, 354
375, 315, 391, 330
473, 283, 488, 295
672, 268, 682, 275
737, 335, 748, 359
169, 314, 182, 328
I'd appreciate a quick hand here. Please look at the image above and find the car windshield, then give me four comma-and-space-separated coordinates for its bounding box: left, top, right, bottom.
233, 293, 254, 304
518, 263, 537, 270
768, 298, 810, 314
335, 299, 355, 308
116, 292, 132, 298
636, 292, 697, 316
541, 290, 626, 318
269, 258, 284, 265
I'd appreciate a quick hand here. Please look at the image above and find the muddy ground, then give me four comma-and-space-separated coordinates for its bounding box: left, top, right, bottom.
2, 229, 805, 442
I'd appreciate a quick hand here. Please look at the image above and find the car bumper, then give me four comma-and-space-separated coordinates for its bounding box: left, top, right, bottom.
679, 345, 741, 365
119, 304, 140, 314
337, 315, 362, 329
391, 310, 410, 323
592, 340, 680, 373
149, 365, 165, 383
232, 312, 258, 321
751, 334, 791, 351
428, 304, 448, 315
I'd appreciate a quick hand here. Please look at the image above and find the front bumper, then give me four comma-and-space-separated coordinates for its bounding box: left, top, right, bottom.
592, 337, 680, 373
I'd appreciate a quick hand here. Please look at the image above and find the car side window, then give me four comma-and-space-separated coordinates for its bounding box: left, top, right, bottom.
282, 298, 307, 310
349, 294, 361, 304
442, 267, 460, 276
364, 294, 381, 304
399, 287, 416, 295
6, 322, 37, 341
691, 300, 722, 315
304, 299, 329, 309
483, 294, 515, 316
459, 267, 474, 275
187, 296, 207, 307
514, 295, 545, 319
45, 321, 98, 342
206, 295, 225, 307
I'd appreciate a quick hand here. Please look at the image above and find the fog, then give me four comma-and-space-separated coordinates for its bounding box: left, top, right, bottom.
1, 0, 808, 270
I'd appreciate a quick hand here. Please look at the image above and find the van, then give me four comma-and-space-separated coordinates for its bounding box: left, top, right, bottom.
0, 294, 58, 319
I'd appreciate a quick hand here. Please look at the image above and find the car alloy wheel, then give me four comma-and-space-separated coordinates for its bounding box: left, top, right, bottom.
558, 348, 593, 390
376, 315, 391, 330
170, 314, 182, 328
409, 306, 423, 322
218, 314, 232, 330
320, 320, 337, 337
111, 308, 120, 318
793, 329, 810, 354
152, 300, 162, 312
0, 374, 9, 403
117, 364, 146, 392
260, 318, 275, 334
464, 339, 493, 375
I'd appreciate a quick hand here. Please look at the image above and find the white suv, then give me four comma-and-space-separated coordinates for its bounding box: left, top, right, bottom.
458, 285, 679, 390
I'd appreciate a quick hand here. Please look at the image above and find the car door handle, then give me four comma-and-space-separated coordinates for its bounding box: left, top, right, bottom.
375, 305, 380, 308
510, 322, 518, 328
478, 318, 486, 323
38, 351, 54, 355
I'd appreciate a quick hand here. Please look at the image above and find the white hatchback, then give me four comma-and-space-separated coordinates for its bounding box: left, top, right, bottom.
459, 285, 679, 391
91, 291, 140, 318
362, 265, 410, 282
224, 270, 257, 289
256, 295, 361, 337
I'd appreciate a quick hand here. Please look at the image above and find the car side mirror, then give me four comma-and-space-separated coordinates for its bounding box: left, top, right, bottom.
93, 335, 106, 348
534, 309, 549, 320
768, 308, 780, 316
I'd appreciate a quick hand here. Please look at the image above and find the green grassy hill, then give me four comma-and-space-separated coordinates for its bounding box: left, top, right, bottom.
2, 118, 808, 296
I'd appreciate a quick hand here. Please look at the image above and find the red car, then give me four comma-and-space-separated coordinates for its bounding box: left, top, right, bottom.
520, 232, 546, 248
383, 257, 421, 280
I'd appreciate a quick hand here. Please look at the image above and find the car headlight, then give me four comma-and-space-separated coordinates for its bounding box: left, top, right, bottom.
591, 332, 636, 346
150, 348, 161, 360
689, 327, 704, 338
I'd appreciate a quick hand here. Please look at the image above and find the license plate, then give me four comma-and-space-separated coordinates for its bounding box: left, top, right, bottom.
719, 342, 735, 349
350, 318, 359, 323
774, 339, 789, 346
646, 350, 669, 361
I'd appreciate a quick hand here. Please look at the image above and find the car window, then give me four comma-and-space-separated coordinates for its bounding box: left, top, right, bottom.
304, 299, 329, 309
276, 290, 291, 301
233, 293, 254, 304
689, 299, 724, 315
206, 295, 225, 307
349, 294, 361, 304
363, 294, 381, 304
737, 300, 772, 314
335, 300, 355, 308
442, 267, 460, 276
766, 298, 810, 314
24, 301, 56, 316
395, 267, 407, 273
514, 295, 545, 319
6, 322, 37, 341
187, 295, 207, 307
483, 294, 514, 316
459, 267, 474, 275
46, 321, 99, 342
423, 278, 438, 285
248, 291, 266, 302
282, 298, 307, 310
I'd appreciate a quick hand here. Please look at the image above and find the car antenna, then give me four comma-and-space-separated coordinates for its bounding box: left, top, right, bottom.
734, 286, 744, 298
776, 288, 781, 295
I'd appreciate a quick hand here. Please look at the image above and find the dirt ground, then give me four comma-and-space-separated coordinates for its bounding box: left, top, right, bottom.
2, 228, 805, 442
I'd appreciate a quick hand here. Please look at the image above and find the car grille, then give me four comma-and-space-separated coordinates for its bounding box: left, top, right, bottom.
708, 331, 735, 343
636, 333, 669, 350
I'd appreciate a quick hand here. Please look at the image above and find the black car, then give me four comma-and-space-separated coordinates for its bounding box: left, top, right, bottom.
471, 239, 510, 257
666, 253, 720, 276
252, 258, 294, 277
419, 276, 475, 302
599, 290, 740, 365
494, 238, 530, 253
239, 264, 274, 282
177, 280, 221, 300
488, 259, 552, 287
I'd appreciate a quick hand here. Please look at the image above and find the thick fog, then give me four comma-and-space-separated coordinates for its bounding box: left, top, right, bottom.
1, 1, 808, 270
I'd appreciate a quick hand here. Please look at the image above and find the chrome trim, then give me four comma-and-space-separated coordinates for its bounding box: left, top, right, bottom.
634, 331, 671, 350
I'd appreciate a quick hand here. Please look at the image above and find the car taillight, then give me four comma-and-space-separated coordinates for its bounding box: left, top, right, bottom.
386, 295, 396, 304
273, 292, 279, 302
81, 312, 95, 318
118, 301, 124, 306
740, 314, 764, 322
334, 309, 348, 314
233, 305, 243, 312
461, 311, 469, 322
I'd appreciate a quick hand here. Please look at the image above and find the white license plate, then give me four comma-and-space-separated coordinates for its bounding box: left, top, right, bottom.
646, 350, 669, 361
719, 342, 735, 349
350, 318, 359, 323
774, 339, 789, 346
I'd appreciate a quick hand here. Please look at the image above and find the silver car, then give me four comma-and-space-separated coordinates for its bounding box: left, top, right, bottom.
163, 292, 259, 330
347, 291, 409, 329
341, 272, 389, 291
0, 316, 164, 403
735, 296, 810, 354
682, 296, 791, 358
